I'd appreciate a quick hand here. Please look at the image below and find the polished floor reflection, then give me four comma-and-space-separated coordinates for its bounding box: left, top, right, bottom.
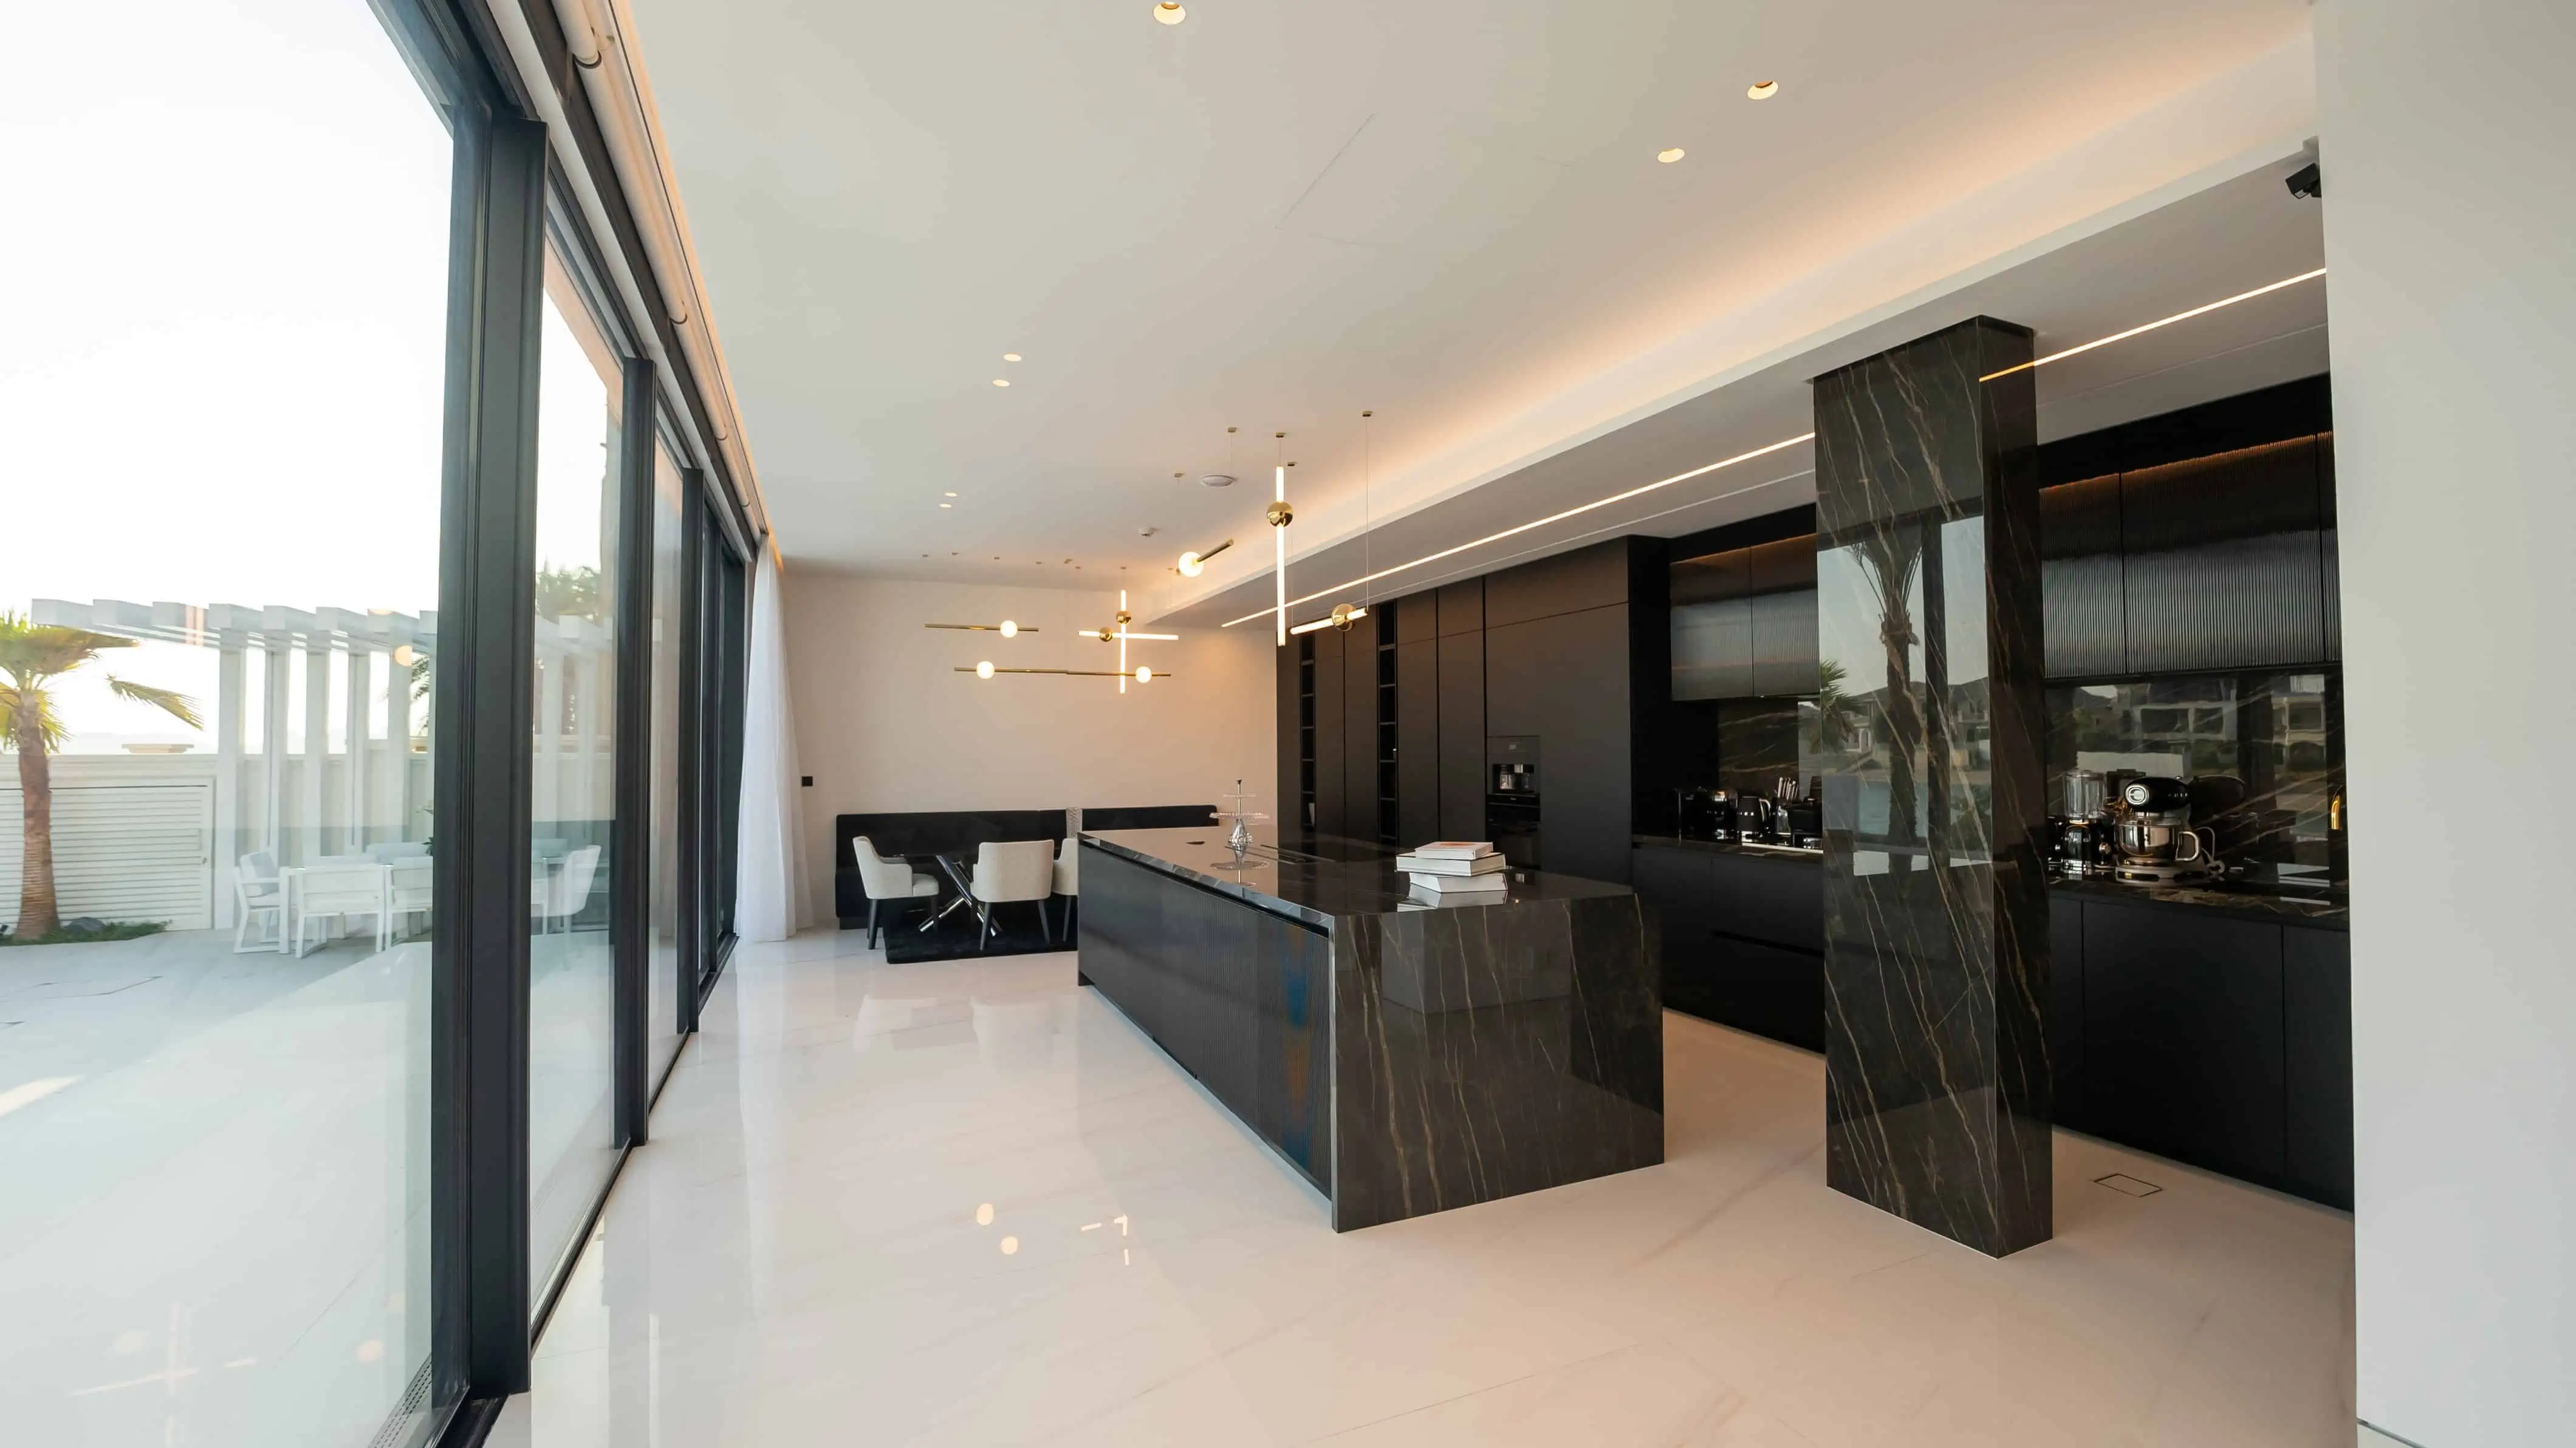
498, 929, 2355, 1446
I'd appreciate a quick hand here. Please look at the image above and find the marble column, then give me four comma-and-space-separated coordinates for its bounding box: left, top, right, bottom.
1811, 316, 2050, 1258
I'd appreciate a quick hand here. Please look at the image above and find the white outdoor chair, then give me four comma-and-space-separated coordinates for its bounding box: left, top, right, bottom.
1047, 839, 1079, 945
969, 840, 1056, 952
292, 862, 389, 957
851, 836, 939, 948
532, 844, 602, 932
386, 856, 433, 940
234, 850, 285, 953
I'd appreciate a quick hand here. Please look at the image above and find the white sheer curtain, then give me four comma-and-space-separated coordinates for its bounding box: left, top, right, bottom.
736, 545, 812, 940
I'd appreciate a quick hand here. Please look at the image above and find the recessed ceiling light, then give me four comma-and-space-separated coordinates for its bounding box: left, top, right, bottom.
1747, 80, 1779, 100
944, 491, 958, 497
939, 503, 951, 508
1002, 352, 1022, 362
1657, 148, 1686, 163
1153, 1, 1184, 23
992, 378, 1010, 388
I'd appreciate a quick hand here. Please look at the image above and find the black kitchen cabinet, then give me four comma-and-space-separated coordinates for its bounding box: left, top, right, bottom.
1310, 626, 1347, 839
1747, 536, 1821, 697
1705, 850, 1824, 953
2048, 894, 2087, 1130
1485, 538, 1630, 629
1436, 576, 1484, 637
1632, 842, 1824, 1051
2121, 437, 2327, 672
2081, 899, 2287, 1185
2040, 474, 2127, 678
1436, 627, 1485, 841
1671, 545, 1753, 700
1396, 637, 1439, 847
1487, 605, 1632, 884
2319, 432, 2341, 662
1277, 640, 1303, 836
1713, 938, 1826, 1052
2283, 924, 2354, 1209
1344, 617, 1378, 838
1632, 846, 1719, 1019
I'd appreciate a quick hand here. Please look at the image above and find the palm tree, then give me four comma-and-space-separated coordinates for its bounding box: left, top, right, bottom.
0, 614, 200, 939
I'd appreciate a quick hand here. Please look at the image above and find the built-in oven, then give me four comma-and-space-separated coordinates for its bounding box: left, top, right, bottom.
1485, 736, 1541, 870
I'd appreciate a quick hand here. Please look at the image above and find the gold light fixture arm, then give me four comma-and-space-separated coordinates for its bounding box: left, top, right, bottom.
1176, 537, 1235, 577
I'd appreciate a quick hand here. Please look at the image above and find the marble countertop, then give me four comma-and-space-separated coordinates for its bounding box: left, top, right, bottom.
1084, 826, 1631, 931
1631, 834, 2348, 929
2049, 875, 2349, 929
1631, 833, 1824, 862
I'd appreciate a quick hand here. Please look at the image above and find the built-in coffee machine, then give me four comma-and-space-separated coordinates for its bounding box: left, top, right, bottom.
1485, 736, 1541, 870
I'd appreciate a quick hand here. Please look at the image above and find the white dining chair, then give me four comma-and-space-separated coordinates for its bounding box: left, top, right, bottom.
532, 844, 602, 932
234, 850, 286, 953
969, 840, 1056, 952
292, 862, 390, 957
851, 836, 940, 947
1047, 839, 1079, 944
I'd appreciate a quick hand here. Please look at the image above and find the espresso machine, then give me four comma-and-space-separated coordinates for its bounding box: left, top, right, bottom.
2107, 775, 2219, 884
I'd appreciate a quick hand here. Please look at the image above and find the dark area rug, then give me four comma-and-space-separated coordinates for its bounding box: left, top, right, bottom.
879, 900, 1069, 964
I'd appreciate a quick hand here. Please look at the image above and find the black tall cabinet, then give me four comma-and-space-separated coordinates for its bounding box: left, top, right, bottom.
1435, 581, 1485, 842
1279, 538, 1665, 882
1395, 601, 1440, 845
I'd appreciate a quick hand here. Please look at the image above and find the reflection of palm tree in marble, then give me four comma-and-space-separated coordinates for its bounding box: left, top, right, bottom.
1811, 661, 1866, 756
1854, 530, 1924, 843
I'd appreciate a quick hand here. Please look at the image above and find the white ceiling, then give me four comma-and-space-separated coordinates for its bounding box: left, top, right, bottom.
1173, 159, 2331, 629
627, 0, 2318, 606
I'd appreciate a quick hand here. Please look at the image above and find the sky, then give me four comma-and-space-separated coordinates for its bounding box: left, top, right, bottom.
0, 1, 617, 751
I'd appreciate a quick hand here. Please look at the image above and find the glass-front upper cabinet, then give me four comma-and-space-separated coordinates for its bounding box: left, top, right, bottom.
0, 1, 460, 1444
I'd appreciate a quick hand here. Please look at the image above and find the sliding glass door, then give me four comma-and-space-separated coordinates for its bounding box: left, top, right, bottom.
0, 2, 460, 1443
526, 228, 632, 1309
687, 499, 750, 996
2, 1, 759, 1437
646, 440, 688, 1084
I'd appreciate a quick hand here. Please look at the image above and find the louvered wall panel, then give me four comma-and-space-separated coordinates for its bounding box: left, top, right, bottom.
0, 782, 216, 931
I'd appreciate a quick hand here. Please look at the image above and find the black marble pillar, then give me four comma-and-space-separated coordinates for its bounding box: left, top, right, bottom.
1811, 316, 2050, 1257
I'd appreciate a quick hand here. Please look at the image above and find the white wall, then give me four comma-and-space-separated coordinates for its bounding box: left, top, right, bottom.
2317, 3, 2576, 1444
784, 574, 1276, 911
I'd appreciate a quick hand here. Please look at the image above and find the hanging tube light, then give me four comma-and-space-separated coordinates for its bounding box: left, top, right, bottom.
1268, 443, 1293, 647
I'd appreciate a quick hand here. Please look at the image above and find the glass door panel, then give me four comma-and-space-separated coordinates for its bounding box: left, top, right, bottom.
527, 254, 624, 1306
0, 2, 456, 1443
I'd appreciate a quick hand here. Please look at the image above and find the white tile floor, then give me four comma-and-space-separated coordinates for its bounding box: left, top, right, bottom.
498, 928, 2357, 1447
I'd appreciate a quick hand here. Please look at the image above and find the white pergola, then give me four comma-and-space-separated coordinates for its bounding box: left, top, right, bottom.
33, 599, 613, 928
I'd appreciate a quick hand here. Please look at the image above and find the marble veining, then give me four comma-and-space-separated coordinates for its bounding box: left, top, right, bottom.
1078, 828, 1663, 1232
1812, 316, 2053, 1258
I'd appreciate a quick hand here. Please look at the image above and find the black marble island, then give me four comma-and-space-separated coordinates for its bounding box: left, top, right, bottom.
1077, 827, 1663, 1231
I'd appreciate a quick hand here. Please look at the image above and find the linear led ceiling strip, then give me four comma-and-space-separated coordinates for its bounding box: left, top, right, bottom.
1224, 267, 2330, 634
1226, 432, 1812, 629
1983, 267, 2328, 381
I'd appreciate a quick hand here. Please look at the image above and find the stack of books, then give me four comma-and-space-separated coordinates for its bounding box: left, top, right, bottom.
1394, 841, 1507, 902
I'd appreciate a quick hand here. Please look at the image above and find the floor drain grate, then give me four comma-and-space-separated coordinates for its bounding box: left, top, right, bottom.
2094, 1172, 2163, 1198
